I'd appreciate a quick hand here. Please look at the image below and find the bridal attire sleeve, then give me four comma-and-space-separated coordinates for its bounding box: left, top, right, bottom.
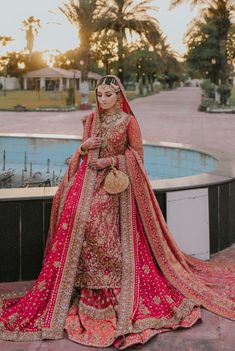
127, 116, 144, 161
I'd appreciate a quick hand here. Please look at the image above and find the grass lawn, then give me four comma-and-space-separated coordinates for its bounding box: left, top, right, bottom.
0, 90, 138, 110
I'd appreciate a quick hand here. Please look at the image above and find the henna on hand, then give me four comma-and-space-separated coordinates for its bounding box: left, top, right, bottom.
81, 137, 102, 151
88, 157, 112, 170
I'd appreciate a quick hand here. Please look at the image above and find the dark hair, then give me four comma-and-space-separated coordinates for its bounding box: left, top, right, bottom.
97, 76, 118, 86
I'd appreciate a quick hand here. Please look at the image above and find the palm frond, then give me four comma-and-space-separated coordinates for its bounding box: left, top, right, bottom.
169, 0, 205, 10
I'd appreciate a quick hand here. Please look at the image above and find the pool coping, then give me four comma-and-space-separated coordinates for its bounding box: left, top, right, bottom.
0, 133, 235, 200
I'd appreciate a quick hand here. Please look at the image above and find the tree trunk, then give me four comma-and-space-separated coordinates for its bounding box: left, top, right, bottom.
117, 30, 124, 83
26, 28, 34, 55
79, 30, 91, 110
219, 37, 228, 85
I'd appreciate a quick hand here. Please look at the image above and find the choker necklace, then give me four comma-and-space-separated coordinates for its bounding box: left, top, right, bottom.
100, 110, 122, 125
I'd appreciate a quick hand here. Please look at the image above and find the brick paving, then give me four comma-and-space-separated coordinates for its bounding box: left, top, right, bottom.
0, 87, 235, 350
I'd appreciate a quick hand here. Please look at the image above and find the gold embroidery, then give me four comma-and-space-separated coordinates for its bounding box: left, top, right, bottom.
139, 298, 150, 316
79, 300, 116, 320
52, 241, 57, 252
166, 296, 174, 304
75, 173, 122, 288
132, 299, 198, 334
153, 296, 161, 305
53, 261, 61, 268
8, 313, 19, 325
143, 264, 150, 274
116, 171, 135, 335
48, 110, 102, 338
38, 280, 46, 291
62, 223, 68, 230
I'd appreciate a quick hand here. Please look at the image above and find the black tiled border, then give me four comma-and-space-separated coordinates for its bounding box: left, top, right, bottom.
1, 179, 235, 282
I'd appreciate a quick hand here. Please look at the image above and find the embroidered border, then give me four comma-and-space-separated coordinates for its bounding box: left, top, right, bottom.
79, 300, 116, 320
115, 156, 135, 336
126, 148, 235, 321
44, 111, 101, 338
131, 299, 198, 333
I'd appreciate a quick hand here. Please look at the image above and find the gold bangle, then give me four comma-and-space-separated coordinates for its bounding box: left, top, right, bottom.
80, 145, 88, 155
110, 156, 115, 168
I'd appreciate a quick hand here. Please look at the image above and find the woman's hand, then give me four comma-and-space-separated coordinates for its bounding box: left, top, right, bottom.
81, 137, 102, 152
88, 158, 111, 170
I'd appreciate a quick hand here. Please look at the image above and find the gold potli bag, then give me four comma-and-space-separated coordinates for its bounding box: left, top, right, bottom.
103, 157, 129, 194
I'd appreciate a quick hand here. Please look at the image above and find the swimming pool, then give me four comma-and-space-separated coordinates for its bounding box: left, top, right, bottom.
0, 134, 218, 188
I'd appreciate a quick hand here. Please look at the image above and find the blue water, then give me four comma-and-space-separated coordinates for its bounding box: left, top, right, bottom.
0, 136, 218, 187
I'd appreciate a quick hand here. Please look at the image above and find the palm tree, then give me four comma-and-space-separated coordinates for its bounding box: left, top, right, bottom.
91, 31, 118, 75
170, 0, 235, 84
60, 0, 110, 108
157, 35, 181, 73
21, 16, 41, 55
0, 36, 14, 96
98, 0, 161, 82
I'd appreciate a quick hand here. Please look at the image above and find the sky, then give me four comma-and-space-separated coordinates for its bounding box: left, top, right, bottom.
0, 0, 199, 56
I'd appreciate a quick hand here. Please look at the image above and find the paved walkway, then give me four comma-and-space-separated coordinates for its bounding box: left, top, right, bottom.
1, 87, 235, 351
1, 87, 235, 155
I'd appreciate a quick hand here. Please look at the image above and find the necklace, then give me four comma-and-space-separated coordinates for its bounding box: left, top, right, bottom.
100, 110, 122, 125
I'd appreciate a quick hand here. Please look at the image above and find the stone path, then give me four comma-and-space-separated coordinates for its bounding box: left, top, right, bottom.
1, 87, 235, 350
1, 87, 235, 155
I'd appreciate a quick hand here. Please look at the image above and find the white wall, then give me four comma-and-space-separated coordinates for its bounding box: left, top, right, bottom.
166, 188, 210, 260
0, 76, 20, 90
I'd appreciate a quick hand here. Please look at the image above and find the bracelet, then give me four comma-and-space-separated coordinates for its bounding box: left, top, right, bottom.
79, 145, 88, 155
110, 156, 115, 168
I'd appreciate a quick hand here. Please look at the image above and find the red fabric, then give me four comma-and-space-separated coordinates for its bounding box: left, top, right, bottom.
1, 75, 235, 349
64, 196, 200, 349
0, 158, 87, 333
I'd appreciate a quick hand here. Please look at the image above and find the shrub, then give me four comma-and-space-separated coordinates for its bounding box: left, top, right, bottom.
198, 98, 213, 111
217, 84, 231, 105
200, 80, 215, 99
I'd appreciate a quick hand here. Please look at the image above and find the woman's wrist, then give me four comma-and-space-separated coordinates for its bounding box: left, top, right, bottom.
80, 144, 88, 155
109, 156, 117, 168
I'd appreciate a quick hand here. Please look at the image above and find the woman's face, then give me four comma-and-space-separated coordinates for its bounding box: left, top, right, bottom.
97, 85, 118, 111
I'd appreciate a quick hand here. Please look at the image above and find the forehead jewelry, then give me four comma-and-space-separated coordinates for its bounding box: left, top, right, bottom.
97, 78, 120, 93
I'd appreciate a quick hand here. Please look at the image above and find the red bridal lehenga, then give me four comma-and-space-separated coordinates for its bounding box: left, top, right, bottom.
1, 76, 235, 349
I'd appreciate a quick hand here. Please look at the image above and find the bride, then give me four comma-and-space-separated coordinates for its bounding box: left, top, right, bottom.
0, 75, 235, 349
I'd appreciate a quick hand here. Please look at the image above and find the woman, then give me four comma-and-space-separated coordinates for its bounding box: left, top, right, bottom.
0, 75, 235, 349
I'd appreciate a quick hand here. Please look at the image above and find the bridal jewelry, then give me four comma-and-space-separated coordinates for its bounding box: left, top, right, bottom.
100, 110, 122, 125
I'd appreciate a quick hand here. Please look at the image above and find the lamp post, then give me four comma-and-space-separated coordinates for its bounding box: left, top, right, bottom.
136, 63, 141, 82
211, 58, 220, 103
211, 58, 217, 84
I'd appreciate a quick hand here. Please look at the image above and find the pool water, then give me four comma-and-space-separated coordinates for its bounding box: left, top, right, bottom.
144, 145, 217, 180
0, 136, 218, 187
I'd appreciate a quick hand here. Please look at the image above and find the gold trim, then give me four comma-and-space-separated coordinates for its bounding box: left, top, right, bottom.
131, 299, 198, 333
78, 300, 116, 320
47, 111, 101, 338
115, 155, 136, 336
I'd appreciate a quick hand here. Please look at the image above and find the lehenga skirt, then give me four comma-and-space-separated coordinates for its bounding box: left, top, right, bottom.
65, 171, 200, 349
